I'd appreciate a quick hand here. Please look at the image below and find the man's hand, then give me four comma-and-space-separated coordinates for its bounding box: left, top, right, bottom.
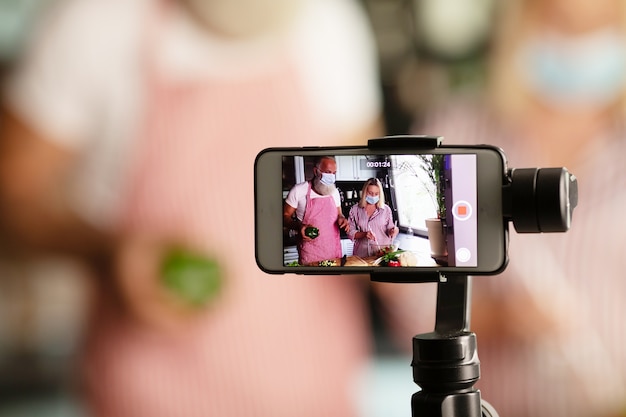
114, 235, 214, 334
300, 224, 314, 241
337, 215, 349, 232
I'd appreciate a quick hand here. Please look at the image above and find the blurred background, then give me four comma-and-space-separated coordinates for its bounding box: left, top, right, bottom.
0, 4, 493, 417
0, 0, 495, 416
1, 2, 93, 415
5, 0, 626, 415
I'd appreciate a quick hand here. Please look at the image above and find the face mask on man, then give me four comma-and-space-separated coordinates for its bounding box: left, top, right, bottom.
517, 27, 626, 109
319, 172, 336, 186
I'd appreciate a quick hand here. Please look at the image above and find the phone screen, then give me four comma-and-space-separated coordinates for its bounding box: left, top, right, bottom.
255, 145, 508, 278
284, 153, 477, 266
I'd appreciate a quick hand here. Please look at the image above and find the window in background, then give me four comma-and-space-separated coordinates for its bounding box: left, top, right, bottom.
390, 155, 437, 234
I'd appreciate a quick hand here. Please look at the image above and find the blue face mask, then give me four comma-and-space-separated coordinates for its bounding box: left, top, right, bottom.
366, 195, 379, 205
319, 172, 336, 186
517, 27, 626, 109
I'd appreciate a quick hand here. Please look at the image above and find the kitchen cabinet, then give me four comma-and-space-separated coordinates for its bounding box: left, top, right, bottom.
335, 156, 355, 180
283, 246, 298, 265
335, 156, 377, 180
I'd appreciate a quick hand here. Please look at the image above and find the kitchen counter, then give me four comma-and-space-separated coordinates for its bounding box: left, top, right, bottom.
287, 234, 440, 267
306, 252, 437, 267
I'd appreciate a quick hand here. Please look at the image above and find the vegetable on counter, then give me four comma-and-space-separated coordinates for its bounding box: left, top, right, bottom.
380, 249, 405, 267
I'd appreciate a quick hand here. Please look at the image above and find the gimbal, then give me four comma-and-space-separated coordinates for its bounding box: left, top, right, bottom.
368, 135, 577, 417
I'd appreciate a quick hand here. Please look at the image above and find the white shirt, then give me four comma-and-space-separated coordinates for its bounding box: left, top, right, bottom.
285, 181, 341, 221
3, 0, 381, 227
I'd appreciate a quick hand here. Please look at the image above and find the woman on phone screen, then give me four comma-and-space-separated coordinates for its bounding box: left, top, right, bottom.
347, 178, 398, 257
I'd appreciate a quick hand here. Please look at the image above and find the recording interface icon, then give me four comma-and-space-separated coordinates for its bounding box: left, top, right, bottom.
452, 200, 472, 221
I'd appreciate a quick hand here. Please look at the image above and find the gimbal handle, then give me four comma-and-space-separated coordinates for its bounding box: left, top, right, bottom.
411, 275, 498, 417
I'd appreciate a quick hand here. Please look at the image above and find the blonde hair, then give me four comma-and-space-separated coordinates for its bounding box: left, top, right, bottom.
359, 178, 385, 208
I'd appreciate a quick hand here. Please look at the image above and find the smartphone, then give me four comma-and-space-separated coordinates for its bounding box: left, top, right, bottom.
254, 143, 509, 281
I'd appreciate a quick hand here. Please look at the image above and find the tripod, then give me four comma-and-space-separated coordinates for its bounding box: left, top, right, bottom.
410, 274, 498, 417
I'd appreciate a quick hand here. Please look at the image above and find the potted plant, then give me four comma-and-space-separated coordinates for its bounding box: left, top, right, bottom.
420, 154, 448, 260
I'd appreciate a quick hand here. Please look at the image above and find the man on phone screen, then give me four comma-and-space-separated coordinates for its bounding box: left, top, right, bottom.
283, 156, 349, 265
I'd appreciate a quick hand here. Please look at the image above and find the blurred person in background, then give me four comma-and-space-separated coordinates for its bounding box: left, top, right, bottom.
0, 0, 383, 416
385, 0, 626, 415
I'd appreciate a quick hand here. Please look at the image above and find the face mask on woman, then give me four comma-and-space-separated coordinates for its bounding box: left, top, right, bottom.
517, 27, 626, 109
365, 195, 379, 205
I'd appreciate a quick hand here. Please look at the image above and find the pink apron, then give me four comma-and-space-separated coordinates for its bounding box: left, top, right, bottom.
80, 3, 369, 417
298, 183, 342, 264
